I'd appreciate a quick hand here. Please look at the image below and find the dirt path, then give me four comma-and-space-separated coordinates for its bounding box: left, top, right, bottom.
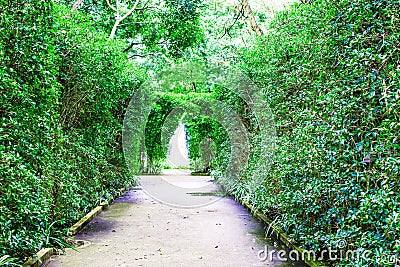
46, 171, 305, 267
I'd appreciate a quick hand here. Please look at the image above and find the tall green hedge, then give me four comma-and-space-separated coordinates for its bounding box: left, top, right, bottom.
0, 1, 141, 261
222, 0, 399, 265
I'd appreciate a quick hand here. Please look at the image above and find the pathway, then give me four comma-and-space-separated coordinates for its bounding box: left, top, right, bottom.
46, 171, 305, 267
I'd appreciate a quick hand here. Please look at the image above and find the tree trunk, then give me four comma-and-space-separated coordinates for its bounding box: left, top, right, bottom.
71, 0, 84, 11
109, 19, 121, 39
241, 0, 264, 36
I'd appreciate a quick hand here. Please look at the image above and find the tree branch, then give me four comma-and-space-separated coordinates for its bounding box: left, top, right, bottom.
134, 5, 159, 10
121, 0, 141, 21
105, 0, 118, 12
109, 0, 143, 38
123, 42, 142, 53
71, 0, 84, 10
128, 52, 155, 58
119, 21, 154, 26
240, 0, 264, 36
123, 40, 167, 53
220, 4, 245, 39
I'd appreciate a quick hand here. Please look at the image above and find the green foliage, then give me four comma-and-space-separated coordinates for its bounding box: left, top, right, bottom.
144, 93, 185, 173
143, 92, 229, 173
60, 0, 204, 58
0, 255, 19, 266
0, 1, 141, 261
219, 0, 400, 265
185, 117, 229, 173
161, 0, 204, 57
1, 0, 398, 266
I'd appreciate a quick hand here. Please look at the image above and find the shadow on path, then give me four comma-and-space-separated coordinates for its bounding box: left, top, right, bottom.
46, 172, 305, 267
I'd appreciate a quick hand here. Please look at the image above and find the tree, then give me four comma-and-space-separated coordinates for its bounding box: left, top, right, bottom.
66, 0, 204, 57
105, 0, 142, 39
240, 0, 263, 36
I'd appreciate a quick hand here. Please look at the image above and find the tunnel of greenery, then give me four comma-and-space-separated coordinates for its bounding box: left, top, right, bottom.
1, 0, 399, 266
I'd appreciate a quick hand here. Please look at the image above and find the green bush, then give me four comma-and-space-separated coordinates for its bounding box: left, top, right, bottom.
218, 0, 399, 265
0, 1, 141, 261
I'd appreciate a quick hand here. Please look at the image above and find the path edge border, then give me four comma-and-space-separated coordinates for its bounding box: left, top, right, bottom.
22, 187, 128, 267
240, 200, 327, 267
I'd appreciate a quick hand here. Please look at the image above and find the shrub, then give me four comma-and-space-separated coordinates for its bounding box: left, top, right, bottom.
0, 2, 141, 261
222, 0, 400, 265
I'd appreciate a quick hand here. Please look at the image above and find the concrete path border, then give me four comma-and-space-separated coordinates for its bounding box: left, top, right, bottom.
241, 200, 327, 267
23, 186, 325, 267
23, 187, 127, 267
